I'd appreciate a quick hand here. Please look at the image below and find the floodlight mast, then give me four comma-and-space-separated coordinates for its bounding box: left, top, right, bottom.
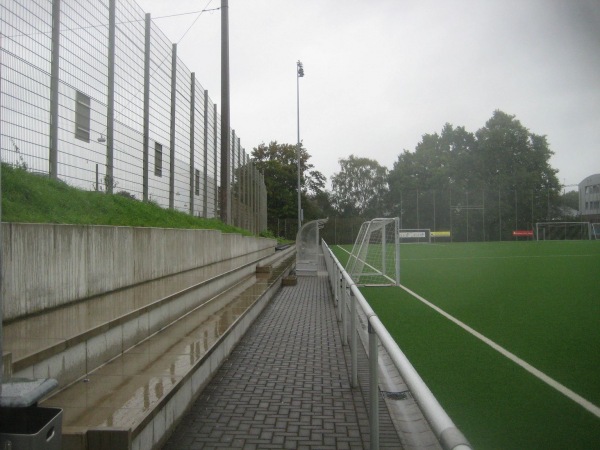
0, 33, 4, 397
220, 0, 231, 224
296, 60, 304, 231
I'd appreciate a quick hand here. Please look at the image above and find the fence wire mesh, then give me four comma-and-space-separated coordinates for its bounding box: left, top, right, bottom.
276, 186, 565, 243
1, 0, 266, 233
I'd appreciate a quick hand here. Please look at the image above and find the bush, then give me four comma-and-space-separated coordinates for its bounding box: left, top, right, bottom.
116, 190, 136, 200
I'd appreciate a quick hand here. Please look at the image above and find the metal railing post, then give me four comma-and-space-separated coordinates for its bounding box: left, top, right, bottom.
336, 266, 341, 307
342, 275, 348, 345
331, 264, 336, 297
335, 265, 340, 322
369, 318, 379, 450
350, 287, 358, 388
322, 240, 471, 450
332, 265, 337, 303
337, 271, 343, 322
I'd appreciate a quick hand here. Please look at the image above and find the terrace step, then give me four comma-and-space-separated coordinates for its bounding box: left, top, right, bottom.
4, 247, 285, 390
39, 250, 295, 450
2, 244, 295, 450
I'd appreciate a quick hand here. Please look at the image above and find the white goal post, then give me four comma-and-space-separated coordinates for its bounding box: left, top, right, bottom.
346, 217, 400, 286
592, 223, 600, 240
398, 228, 432, 243
535, 222, 591, 241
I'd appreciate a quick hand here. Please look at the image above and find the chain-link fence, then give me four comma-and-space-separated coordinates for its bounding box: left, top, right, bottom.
391, 187, 559, 242
275, 185, 562, 244
0, 0, 266, 233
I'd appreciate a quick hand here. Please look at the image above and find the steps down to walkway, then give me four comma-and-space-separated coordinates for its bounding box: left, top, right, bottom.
3, 244, 295, 450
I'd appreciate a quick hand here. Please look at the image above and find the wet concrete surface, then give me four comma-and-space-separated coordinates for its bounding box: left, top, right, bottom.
4, 249, 405, 449
3, 253, 265, 363
40, 272, 275, 433
161, 268, 402, 449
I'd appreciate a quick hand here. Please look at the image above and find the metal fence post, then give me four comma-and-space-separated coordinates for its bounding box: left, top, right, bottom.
342, 275, 347, 345
48, 0, 61, 180
188, 72, 196, 215
202, 90, 209, 217
351, 288, 358, 388
142, 12, 151, 201
332, 265, 337, 305
369, 319, 379, 450
168, 43, 177, 209
337, 270, 342, 322
106, 0, 115, 195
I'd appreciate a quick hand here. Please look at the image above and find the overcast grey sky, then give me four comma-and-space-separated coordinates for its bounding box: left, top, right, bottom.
136, 0, 600, 191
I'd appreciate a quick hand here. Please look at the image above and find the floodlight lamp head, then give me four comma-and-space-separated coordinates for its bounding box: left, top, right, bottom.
97, 134, 106, 143
297, 60, 304, 77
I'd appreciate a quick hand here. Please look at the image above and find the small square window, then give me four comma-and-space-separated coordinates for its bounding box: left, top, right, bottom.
75, 91, 91, 142
154, 143, 163, 177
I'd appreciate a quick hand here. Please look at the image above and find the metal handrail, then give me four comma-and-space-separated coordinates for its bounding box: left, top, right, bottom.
321, 240, 472, 450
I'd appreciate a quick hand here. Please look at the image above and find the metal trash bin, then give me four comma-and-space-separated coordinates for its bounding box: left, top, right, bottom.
0, 407, 62, 450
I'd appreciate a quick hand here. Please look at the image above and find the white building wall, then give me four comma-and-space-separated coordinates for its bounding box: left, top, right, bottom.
579, 173, 600, 216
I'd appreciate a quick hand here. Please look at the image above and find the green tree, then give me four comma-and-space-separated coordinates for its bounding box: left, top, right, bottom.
475, 110, 561, 233
251, 141, 327, 233
387, 111, 561, 240
331, 155, 388, 217
387, 124, 476, 230
388, 124, 476, 194
560, 190, 579, 211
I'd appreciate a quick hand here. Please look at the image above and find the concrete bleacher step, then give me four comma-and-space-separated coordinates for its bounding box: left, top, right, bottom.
42, 252, 295, 450
3, 246, 295, 450
4, 247, 293, 391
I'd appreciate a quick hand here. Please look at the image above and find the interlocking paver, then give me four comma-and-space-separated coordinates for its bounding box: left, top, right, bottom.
162, 262, 402, 449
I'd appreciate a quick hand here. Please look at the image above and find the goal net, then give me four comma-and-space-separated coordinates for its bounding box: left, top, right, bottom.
346, 217, 400, 286
535, 222, 591, 240
592, 223, 600, 240
398, 228, 431, 243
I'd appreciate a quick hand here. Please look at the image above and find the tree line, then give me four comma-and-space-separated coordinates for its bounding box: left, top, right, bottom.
251, 110, 575, 240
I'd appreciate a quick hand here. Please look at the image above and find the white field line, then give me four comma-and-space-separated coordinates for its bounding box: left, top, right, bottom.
334, 245, 600, 419
339, 245, 395, 283
408, 254, 598, 261
336, 245, 353, 256
398, 284, 600, 418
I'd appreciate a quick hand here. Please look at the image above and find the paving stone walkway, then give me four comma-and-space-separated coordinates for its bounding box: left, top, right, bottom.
162, 269, 401, 449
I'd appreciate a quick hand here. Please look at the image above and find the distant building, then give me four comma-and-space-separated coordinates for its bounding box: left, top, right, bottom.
579, 174, 600, 222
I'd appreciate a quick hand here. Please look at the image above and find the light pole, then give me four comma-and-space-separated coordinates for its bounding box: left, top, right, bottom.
220, 0, 231, 224
296, 60, 304, 232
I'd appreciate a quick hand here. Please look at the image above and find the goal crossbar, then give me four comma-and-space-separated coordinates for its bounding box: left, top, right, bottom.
346, 217, 400, 286
535, 221, 591, 241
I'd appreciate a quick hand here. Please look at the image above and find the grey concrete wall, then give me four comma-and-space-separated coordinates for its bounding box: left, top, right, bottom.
2, 223, 275, 321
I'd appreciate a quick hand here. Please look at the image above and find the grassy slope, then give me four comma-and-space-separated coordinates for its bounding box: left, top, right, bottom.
331, 242, 600, 450
1, 164, 252, 234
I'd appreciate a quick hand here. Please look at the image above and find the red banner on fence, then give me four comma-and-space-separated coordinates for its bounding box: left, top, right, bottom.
512, 230, 534, 237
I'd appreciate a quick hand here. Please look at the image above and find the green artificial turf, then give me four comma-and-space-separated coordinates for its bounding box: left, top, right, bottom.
331, 241, 600, 449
